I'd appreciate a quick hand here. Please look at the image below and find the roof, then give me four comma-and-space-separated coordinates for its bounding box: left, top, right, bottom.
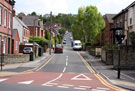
14, 16, 29, 29
105, 14, 116, 23
22, 16, 40, 26
113, 1, 135, 19
12, 29, 19, 39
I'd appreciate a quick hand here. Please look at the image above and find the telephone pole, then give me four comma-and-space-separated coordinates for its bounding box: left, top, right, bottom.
49, 11, 52, 55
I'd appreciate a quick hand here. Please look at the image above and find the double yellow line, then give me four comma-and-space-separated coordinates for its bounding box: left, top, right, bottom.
35, 55, 55, 71
77, 52, 127, 91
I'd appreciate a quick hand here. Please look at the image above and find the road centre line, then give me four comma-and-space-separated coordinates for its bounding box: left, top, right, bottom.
63, 67, 66, 73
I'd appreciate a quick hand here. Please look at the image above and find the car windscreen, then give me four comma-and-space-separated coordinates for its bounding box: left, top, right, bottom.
75, 43, 81, 46
24, 47, 31, 50
56, 45, 62, 48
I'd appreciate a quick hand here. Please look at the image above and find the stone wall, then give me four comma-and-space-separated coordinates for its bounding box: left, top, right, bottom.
101, 49, 113, 65
113, 46, 135, 69
3, 54, 30, 64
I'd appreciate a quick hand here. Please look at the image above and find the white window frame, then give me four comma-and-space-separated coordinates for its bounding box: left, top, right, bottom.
0, 7, 2, 25
4, 10, 7, 27
129, 8, 133, 26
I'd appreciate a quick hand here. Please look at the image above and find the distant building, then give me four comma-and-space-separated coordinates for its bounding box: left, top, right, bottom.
0, 0, 15, 54
13, 16, 30, 45
102, 14, 116, 45
18, 15, 45, 37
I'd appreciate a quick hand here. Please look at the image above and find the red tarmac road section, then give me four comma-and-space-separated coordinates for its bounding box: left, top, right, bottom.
0, 72, 117, 90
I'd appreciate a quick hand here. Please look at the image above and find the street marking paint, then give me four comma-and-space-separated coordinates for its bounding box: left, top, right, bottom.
36, 55, 55, 71
79, 86, 91, 88
0, 78, 8, 82
43, 84, 53, 87
18, 80, 33, 84
62, 84, 73, 87
77, 52, 95, 74
66, 61, 68, 66
57, 86, 69, 88
42, 73, 63, 86
71, 74, 92, 80
63, 67, 66, 72
74, 87, 86, 90
97, 87, 110, 90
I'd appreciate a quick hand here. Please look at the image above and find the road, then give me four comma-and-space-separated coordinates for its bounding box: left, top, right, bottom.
0, 33, 127, 91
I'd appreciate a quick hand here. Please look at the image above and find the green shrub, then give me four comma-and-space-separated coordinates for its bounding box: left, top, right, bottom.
103, 44, 118, 50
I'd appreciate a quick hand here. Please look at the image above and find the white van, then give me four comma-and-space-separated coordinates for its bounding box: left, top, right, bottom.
73, 40, 82, 50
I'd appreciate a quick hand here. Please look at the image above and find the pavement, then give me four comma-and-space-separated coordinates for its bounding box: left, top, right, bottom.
80, 51, 135, 91
0, 51, 53, 76
0, 50, 135, 90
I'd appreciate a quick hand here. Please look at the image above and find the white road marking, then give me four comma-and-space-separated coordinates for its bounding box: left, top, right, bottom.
74, 87, 86, 90
58, 86, 69, 88
92, 89, 106, 91
42, 73, 63, 86
97, 87, 110, 90
18, 80, 33, 84
43, 84, 53, 86
71, 74, 92, 80
47, 83, 57, 85
62, 84, 73, 87
63, 67, 66, 72
66, 61, 68, 66
0, 78, 8, 82
79, 86, 91, 88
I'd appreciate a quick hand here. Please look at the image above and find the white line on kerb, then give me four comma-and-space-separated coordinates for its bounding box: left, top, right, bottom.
63, 67, 66, 73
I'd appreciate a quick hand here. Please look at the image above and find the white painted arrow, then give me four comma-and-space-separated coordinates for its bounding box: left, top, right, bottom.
18, 80, 34, 84
0, 78, 8, 82
71, 74, 92, 80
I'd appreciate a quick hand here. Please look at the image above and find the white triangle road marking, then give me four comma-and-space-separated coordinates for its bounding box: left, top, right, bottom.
71, 74, 92, 80
0, 78, 8, 82
18, 80, 34, 84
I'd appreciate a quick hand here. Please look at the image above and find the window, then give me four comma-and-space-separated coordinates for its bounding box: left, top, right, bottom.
0, 7, 2, 25
16, 41, 18, 50
9, 13, 11, 28
129, 8, 133, 26
4, 10, 7, 27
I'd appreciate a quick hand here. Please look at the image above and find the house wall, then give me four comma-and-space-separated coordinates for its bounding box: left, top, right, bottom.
0, 0, 13, 54
23, 28, 30, 44
12, 32, 19, 54
102, 16, 113, 45
13, 17, 23, 43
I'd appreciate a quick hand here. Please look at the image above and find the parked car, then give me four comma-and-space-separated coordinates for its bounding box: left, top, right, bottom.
63, 40, 66, 44
55, 44, 63, 53
23, 47, 33, 54
73, 40, 82, 50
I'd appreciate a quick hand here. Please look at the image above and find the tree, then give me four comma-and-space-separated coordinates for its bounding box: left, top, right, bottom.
45, 30, 50, 40
72, 6, 105, 45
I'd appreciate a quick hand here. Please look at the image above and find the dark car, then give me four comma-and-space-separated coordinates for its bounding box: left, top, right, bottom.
55, 44, 63, 53
63, 40, 66, 44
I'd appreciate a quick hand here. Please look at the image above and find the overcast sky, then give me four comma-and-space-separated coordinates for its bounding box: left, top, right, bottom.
15, 0, 135, 15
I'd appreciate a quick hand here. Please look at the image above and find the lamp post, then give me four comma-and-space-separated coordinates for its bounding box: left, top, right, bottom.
1, 39, 4, 71
114, 28, 125, 79
33, 18, 40, 58
49, 11, 52, 55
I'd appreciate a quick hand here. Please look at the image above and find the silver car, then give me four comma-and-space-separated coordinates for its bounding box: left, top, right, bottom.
23, 47, 33, 54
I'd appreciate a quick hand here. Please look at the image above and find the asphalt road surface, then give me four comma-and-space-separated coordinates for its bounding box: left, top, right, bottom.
0, 33, 126, 91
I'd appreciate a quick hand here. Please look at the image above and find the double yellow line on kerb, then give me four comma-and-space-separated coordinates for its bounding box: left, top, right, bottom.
77, 52, 127, 91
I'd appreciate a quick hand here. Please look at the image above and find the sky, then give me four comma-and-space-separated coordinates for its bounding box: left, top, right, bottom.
15, 0, 135, 15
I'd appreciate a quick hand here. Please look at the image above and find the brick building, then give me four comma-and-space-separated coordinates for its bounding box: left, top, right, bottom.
0, 0, 15, 54
102, 14, 116, 45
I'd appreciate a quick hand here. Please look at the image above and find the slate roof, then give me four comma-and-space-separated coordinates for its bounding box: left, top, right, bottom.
105, 14, 116, 23
22, 16, 40, 26
14, 16, 28, 29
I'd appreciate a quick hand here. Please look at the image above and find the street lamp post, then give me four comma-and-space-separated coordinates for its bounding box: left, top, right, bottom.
49, 11, 52, 55
114, 28, 125, 79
